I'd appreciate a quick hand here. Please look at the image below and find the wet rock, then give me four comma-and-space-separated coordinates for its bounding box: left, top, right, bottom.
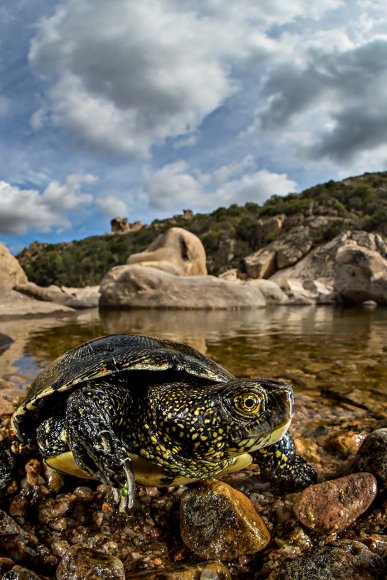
351, 428, 387, 488
269, 540, 385, 580
362, 533, 387, 559
293, 472, 377, 534
0, 557, 14, 575
327, 430, 367, 458
180, 479, 270, 560
56, 545, 125, 579
0, 510, 22, 536
0, 332, 14, 355
126, 560, 231, 579
2, 565, 41, 579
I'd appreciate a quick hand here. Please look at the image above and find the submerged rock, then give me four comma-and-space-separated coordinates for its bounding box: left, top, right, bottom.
180, 479, 270, 560
293, 473, 378, 534
351, 428, 387, 488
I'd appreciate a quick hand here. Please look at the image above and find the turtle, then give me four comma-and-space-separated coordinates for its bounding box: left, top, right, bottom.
11, 334, 316, 510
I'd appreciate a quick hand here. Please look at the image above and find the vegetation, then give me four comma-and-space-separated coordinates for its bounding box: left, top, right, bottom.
18, 171, 387, 287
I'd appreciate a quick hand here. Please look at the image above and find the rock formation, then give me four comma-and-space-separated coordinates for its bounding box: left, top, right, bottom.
127, 227, 207, 276
111, 217, 142, 233
99, 265, 266, 309
0, 243, 28, 289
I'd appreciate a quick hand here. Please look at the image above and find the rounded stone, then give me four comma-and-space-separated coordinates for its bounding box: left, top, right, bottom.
56, 546, 125, 580
180, 479, 270, 560
351, 428, 387, 488
269, 540, 385, 580
293, 472, 378, 534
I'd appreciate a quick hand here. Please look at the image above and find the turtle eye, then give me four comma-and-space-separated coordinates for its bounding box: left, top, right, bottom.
233, 391, 262, 416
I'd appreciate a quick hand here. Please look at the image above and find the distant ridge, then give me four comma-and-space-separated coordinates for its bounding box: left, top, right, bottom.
17, 171, 387, 288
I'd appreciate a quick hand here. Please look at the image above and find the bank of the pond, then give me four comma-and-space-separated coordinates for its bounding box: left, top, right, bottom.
0, 388, 385, 578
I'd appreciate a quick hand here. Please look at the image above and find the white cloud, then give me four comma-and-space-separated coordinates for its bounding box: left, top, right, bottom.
0, 174, 96, 234
143, 157, 296, 213
28, 0, 343, 157
97, 194, 129, 218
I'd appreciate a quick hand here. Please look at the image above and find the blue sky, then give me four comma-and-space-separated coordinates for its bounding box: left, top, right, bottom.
1, 0, 387, 253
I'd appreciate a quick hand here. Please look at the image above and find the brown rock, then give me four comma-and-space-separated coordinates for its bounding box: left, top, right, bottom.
3, 564, 41, 579
293, 473, 378, 534
0, 243, 28, 289
56, 546, 125, 580
180, 480, 270, 560
99, 265, 266, 309
128, 227, 207, 276
125, 560, 231, 579
351, 429, 387, 488
269, 540, 385, 580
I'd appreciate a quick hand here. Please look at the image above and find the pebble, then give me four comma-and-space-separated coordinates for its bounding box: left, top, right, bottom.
268, 540, 385, 580
293, 472, 378, 534
2, 564, 42, 579
125, 560, 231, 579
180, 479, 270, 560
327, 430, 366, 458
351, 428, 387, 487
0, 510, 22, 536
56, 545, 125, 580
43, 464, 65, 492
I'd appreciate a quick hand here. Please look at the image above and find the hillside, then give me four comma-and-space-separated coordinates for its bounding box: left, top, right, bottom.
17, 171, 387, 287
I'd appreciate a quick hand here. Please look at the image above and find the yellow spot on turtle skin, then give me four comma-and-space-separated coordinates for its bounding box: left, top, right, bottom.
192, 433, 198, 440
213, 431, 218, 438
179, 431, 185, 438
200, 435, 207, 441
275, 450, 282, 458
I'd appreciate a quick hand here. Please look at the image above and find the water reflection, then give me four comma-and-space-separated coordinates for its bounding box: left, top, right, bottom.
0, 306, 386, 395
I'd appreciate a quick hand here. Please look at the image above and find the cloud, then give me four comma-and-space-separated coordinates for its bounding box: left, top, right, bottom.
96, 194, 129, 218
28, 0, 341, 157
252, 38, 387, 163
143, 157, 296, 213
0, 174, 96, 234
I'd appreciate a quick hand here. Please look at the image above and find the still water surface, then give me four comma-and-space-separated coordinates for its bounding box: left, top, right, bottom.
0, 306, 386, 396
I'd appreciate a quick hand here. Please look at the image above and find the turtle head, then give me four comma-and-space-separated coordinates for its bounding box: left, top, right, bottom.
218, 379, 294, 456
154, 378, 293, 464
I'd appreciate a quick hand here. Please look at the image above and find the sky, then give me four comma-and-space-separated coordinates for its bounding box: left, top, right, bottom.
1, 0, 387, 253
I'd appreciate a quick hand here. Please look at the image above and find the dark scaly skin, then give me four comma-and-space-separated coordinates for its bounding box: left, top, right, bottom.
253, 432, 317, 492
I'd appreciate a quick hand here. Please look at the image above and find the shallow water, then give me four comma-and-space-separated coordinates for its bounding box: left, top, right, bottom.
0, 305, 386, 396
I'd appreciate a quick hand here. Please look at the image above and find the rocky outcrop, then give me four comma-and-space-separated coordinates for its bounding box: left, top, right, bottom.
15, 282, 100, 309
111, 216, 142, 233
0, 243, 28, 289
0, 289, 74, 318
127, 227, 207, 276
99, 265, 266, 309
333, 234, 387, 304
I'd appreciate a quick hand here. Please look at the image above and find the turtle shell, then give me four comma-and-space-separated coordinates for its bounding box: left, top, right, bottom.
12, 334, 234, 442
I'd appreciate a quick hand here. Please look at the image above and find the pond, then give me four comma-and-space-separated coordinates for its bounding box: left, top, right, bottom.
0, 305, 386, 398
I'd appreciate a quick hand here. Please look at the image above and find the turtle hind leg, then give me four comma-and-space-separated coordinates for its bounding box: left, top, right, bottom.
65, 383, 136, 511
252, 432, 317, 492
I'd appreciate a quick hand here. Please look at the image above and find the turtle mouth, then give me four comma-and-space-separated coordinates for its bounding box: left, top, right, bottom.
234, 417, 292, 451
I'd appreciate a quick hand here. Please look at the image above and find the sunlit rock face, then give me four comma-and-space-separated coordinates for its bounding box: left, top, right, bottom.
127, 227, 207, 276
99, 265, 266, 309
0, 243, 28, 289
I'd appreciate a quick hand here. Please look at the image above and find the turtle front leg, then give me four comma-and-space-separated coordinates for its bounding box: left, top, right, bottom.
252, 432, 317, 492
65, 382, 136, 511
